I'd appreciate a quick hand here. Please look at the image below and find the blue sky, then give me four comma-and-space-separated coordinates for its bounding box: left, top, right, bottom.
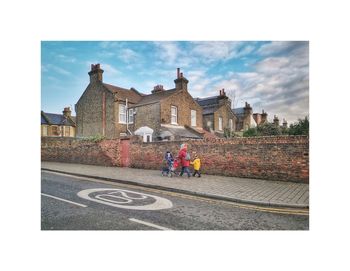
41, 41, 308, 124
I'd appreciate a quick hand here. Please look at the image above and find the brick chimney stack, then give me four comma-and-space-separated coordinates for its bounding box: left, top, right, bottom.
152, 84, 165, 94
63, 107, 71, 118
283, 118, 288, 128
88, 63, 104, 83
261, 109, 268, 123
273, 115, 280, 127
174, 68, 189, 91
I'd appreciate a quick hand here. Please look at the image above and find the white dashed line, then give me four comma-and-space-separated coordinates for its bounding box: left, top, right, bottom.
41, 193, 87, 208
129, 218, 172, 230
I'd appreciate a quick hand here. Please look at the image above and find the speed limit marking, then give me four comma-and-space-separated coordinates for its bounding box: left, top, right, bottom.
77, 188, 173, 210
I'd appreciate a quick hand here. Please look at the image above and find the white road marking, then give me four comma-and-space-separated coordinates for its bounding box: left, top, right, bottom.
77, 188, 173, 210
41, 193, 87, 208
129, 218, 172, 230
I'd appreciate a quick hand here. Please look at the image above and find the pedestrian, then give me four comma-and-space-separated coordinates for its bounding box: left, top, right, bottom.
191, 154, 201, 178
177, 143, 191, 178
161, 151, 174, 176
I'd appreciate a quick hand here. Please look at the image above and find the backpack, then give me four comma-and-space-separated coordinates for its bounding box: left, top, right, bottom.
185, 152, 191, 161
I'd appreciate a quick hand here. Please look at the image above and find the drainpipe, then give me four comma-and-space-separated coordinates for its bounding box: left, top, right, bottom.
126, 98, 133, 136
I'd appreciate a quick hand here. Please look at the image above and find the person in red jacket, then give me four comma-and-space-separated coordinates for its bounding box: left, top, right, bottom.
177, 143, 191, 178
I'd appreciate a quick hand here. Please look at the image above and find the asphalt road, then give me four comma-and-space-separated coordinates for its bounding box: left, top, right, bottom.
41, 171, 309, 230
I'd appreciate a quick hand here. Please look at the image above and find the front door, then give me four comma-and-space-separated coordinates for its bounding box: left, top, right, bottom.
120, 139, 130, 167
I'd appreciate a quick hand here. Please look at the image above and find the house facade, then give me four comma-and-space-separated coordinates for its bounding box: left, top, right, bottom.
41, 107, 76, 137
75, 65, 203, 140
195, 89, 237, 137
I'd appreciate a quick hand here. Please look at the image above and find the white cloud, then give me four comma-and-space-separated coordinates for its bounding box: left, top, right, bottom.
256, 41, 303, 56
118, 48, 139, 63
190, 41, 255, 63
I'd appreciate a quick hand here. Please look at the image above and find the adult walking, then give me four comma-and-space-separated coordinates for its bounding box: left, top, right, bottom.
178, 143, 191, 178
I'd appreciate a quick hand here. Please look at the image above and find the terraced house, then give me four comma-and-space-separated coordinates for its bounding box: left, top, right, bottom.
75, 64, 204, 141
195, 89, 237, 136
41, 107, 76, 137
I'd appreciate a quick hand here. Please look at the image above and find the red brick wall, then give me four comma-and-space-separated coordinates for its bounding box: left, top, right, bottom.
41, 135, 309, 183
41, 137, 121, 166
129, 136, 309, 183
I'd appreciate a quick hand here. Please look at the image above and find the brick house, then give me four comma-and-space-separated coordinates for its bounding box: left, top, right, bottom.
195, 89, 237, 137
41, 107, 76, 137
233, 102, 257, 131
253, 109, 268, 126
75, 64, 204, 140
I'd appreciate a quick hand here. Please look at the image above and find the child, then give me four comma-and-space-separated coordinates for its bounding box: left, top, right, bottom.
191, 154, 201, 177
162, 151, 174, 177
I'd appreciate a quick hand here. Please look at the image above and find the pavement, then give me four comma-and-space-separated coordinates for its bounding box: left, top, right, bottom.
41, 161, 309, 209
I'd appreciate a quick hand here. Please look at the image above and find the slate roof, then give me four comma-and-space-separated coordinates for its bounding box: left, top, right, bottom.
131, 88, 178, 107
103, 83, 144, 104
195, 96, 220, 107
41, 111, 76, 126
233, 107, 245, 115
160, 124, 202, 139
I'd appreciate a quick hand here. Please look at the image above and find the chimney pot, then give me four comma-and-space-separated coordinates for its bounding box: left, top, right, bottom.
177, 68, 180, 79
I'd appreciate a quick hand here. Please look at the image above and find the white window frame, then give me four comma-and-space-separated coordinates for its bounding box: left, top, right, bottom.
191, 110, 196, 127
229, 119, 233, 131
119, 104, 126, 123
218, 117, 223, 131
171, 106, 178, 124
128, 108, 134, 124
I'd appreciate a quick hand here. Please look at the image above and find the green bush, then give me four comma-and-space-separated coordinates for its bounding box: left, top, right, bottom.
288, 116, 309, 135
243, 127, 257, 137
82, 134, 106, 142
257, 122, 282, 136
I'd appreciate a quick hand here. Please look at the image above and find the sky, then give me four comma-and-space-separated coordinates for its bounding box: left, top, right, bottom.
41, 41, 309, 124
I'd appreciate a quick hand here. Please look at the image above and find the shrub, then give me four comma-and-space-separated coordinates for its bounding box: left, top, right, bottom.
288, 116, 309, 135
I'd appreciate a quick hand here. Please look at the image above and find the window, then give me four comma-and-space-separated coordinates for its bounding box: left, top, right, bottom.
218, 117, 223, 131
229, 119, 233, 131
52, 126, 59, 136
171, 106, 177, 124
128, 108, 134, 123
191, 110, 196, 127
119, 104, 126, 123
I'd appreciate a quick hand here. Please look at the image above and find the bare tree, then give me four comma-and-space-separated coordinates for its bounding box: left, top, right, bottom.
226, 89, 238, 109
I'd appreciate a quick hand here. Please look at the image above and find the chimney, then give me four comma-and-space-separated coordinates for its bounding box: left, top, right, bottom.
273, 115, 280, 127
261, 109, 268, 123
63, 107, 71, 118
151, 84, 165, 94
243, 101, 252, 116
283, 118, 288, 128
88, 63, 104, 83
174, 68, 189, 91
253, 113, 262, 125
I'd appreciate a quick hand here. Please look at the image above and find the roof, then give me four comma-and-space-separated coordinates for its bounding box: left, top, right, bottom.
202, 105, 219, 115
41, 111, 76, 126
160, 124, 202, 139
103, 83, 143, 104
196, 96, 219, 107
233, 107, 245, 115
132, 88, 178, 107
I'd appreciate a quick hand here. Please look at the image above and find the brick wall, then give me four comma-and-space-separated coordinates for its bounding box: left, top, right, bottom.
41, 135, 309, 183
129, 136, 309, 183
41, 137, 121, 166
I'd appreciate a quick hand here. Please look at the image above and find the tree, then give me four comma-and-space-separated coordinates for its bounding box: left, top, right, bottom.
257, 122, 282, 136
288, 116, 309, 135
243, 127, 257, 137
